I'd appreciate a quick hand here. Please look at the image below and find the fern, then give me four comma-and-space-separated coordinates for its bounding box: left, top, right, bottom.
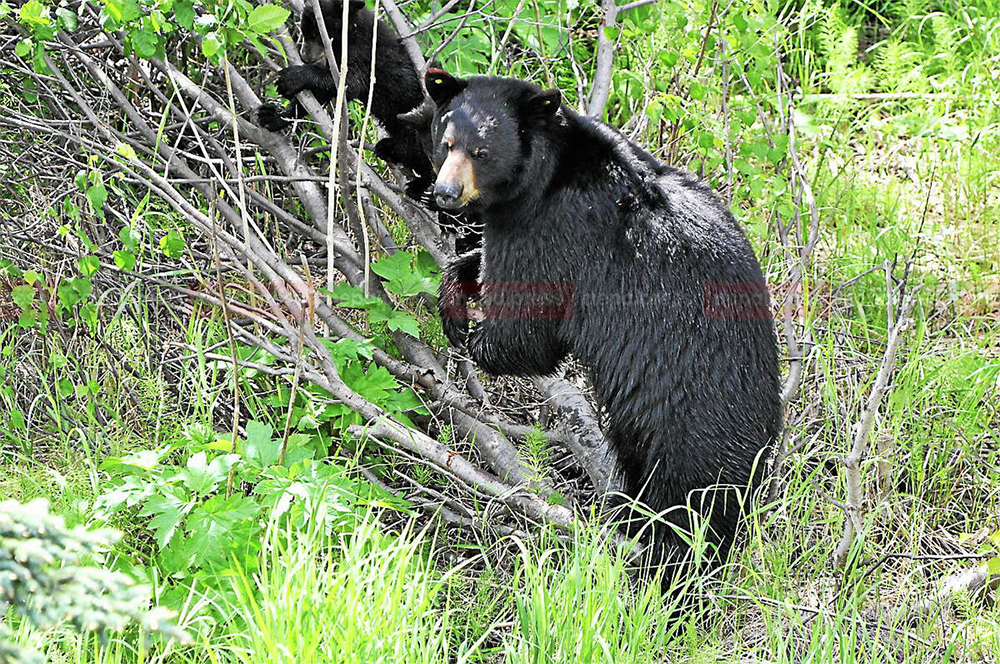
874, 39, 928, 94
929, 13, 958, 76
818, 2, 849, 59
819, 3, 871, 97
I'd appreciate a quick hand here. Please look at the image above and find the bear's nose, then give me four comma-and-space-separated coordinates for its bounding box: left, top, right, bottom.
434, 181, 464, 209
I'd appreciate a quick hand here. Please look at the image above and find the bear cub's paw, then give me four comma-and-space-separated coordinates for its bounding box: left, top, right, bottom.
257, 103, 290, 131
275, 65, 313, 99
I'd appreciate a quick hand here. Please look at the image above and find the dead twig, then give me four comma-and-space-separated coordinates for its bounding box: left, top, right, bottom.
832, 272, 922, 569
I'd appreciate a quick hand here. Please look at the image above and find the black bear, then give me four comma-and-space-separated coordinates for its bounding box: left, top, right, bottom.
257, 0, 430, 176
427, 69, 782, 569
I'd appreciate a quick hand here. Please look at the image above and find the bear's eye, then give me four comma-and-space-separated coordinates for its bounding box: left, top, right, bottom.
470, 147, 490, 161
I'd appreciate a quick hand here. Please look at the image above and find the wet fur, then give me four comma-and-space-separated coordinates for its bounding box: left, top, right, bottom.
431, 74, 782, 567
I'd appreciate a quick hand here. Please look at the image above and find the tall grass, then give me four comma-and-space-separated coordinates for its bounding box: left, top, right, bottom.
221, 515, 467, 664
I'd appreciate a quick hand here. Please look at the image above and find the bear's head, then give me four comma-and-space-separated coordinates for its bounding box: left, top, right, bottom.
423, 69, 561, 211
300, 0, 367, 64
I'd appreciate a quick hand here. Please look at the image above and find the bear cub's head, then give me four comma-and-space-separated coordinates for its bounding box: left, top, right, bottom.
300, 0, 367, 65
423, 69, 561, 211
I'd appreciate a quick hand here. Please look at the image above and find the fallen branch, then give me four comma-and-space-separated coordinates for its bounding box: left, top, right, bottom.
534, 375, 618, 493
910, 562, 1000, 619
349, 419, 578, 529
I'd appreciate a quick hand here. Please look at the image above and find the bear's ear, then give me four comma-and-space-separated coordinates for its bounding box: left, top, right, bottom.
348, 0, 367, 11
425, 68, 467, 106
522, 89, 561, 119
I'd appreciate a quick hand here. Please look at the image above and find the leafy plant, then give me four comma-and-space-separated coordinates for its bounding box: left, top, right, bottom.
0, 499, 186, 664
92, 420, 412, 609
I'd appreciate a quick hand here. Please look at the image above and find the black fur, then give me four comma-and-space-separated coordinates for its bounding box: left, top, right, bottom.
257, 0, 429, 175
430, 72, 782, 568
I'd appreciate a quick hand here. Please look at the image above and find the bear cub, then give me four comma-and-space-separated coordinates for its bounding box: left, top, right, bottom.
427, 69, 782, 568
257, 0, 429, 176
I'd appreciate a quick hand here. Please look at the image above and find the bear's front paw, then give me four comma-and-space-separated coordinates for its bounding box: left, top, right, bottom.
276, 65, 311, 99
403, 175, 434, 203
257, 103, 290, 131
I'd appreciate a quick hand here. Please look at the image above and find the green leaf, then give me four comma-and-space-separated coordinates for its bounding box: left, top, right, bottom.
346, 366, 398, 405
55, 6, 78, 30
81, 301, 98, 329
281, 433, 321, 465
11, 284, 34, 310
107, 446, 171, 472
15, 39, 32, 58
113, 250, 136, 270
78, 255, 100, 276
185, 494, 261, 568
160, 230, 185, 257
174, 0, 194, 29
0, 261, 20, 278
292, 410, 318, 430
86, 184, 107, 218
370, 251, 411, 281
327, 283, 382, 309
372, 252, 438, 297
202, 31, 221, 58
119, 225, 140, 251
19, 0, 49, 25
369, 305, 420, 337
247, 33, 267, 57
383, 388, 425, 414
180, 451, 239, 495
17, 311, 37, 328
131, 28, 157, 58
102, 0, 140, 23
9, 409, 25, 429
602, 25, 619, 41
246, 4, 290, 34
140, 488, 190, 549
115, 142, 138, 159
324, 337, 376, 364
74, 276, 92, 300
244, 420, 280, 468
414, 249, 440, 277
57, 277, 92, 309
658, 50, 678, 67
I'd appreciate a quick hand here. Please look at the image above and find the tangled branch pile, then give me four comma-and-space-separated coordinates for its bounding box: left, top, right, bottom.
0, 0, 615, 534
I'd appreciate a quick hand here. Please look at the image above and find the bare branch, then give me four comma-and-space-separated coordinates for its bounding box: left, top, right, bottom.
349, 419, 578, 529
534, 376, 618, 493
833, 278, 922, 568
586, 0, 619, 118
